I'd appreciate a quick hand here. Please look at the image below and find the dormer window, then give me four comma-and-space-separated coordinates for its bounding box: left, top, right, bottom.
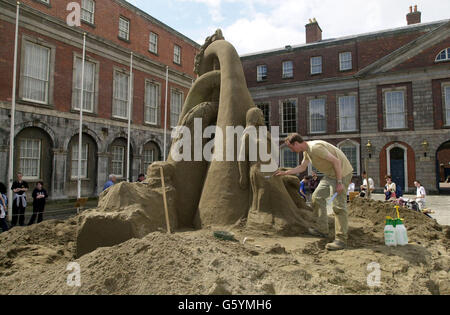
436, 48, 450, 62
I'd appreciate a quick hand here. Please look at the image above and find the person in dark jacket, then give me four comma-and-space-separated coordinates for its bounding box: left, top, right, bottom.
28, 181, 48, 226
11, 172, 29, 227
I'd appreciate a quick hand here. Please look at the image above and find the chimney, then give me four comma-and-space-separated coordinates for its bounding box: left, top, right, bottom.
407, 5, 421, 25
306, 18, 322, 43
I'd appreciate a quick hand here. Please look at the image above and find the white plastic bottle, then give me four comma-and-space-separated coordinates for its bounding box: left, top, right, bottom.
395, 219, 409, 246
384, 219, 397, 247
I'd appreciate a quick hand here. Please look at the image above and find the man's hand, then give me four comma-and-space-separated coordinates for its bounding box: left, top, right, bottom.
274, 170, 288, 177
336, 183, 345, 194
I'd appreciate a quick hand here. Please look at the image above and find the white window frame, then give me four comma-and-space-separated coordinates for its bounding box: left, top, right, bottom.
282, 61, 294, 78
22, 42, 50, 104
71, 143, 89, 179
111, 145, 125, 178
309, 98, 326, 134
280, 146, 299, 169
338, 95, 357, 132
170, 90, 183, 128
81, 0, 95, 25
444, 84, 450, 126
149, 32, 158, 54
339, 52, 352, 71
257, 65, 267, 82
337, 139, 360, 176
174, 45, 181, 64
119, 17, 130, 41
73, 57, 96, 113
112, 70, 130, 119
19, 138, 41, 180
435, 48, 450, 62
280, 99, 298, 135
145, 80, 160, 125
384, 90, 406, 130
310, 56, 322, 75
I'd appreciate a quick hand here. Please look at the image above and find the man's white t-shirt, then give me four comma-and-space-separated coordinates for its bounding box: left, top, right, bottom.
363, 178, 375, 190
416, 186, 426, 201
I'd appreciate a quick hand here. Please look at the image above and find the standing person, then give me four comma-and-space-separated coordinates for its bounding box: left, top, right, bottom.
28, 181, 48, 226
384, 175, 397, 201
299, 176, 310, 201
103, 175, 117, 191
276, 134, 354, 251
414, 180, 426, 210
11, 172, 29, 227
360, 171, 375, 198
0, 182, 9, 232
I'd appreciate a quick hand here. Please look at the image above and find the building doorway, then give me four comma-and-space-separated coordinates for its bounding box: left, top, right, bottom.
436, 140, 450, 194
387, 144, 407, 192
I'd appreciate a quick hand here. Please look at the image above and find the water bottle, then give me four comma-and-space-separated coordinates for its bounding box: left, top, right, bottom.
395, 219, 409, 246
384, 218, 397, 247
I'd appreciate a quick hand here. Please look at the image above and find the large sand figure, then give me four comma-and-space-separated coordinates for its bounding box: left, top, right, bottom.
76, 30, 315, 257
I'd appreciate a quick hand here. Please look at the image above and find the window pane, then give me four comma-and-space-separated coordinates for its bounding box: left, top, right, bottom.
257, 65, 267, 81
311, 57, 322, 74
309, 99, 326, 133
143, 148, 156, 171
113, 72, 129, 119
74, 58, 95, 112
112, 146, 125, 177
149, 32, 158, 54
282, 100, 297, 134
174, 45, 181, 64
341, 145, 358, 175
340, 52, 352, 70
145, 82, 159, 124
170, 91, 183, 127
19, 139, 41, 178
385, 91, 405, 129
339, 96, 356, 132
119, 18, 129, 40
282, 61, 293, 78
72, 143, 88, 178
81, 0, 95, 24
282, 147, 298, 168
23, 42, 50, 103
257, 103, 270, 127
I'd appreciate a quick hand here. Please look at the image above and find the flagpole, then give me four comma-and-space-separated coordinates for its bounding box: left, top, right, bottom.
7, 2, 20, 222
77, 33, 86, 200
163, 66, 168, 161
126, 52, 133, 182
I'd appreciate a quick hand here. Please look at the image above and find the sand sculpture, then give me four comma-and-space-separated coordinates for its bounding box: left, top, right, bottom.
76, 30, 315, 258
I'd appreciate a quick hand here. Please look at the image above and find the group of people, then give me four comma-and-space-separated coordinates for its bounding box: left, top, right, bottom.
0, 172, 48, 233
298, 172, 320, 202
102, 173, 146, 192
383, 175, 427, 210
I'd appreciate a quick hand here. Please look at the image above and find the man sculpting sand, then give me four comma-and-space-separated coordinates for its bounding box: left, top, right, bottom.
275, 134, 353, 251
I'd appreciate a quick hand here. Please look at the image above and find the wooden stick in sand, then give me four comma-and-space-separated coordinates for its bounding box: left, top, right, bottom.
160, 167, 171, 234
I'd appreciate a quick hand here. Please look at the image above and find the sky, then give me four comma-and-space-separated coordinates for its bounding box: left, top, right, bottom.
127, 0, 450, 55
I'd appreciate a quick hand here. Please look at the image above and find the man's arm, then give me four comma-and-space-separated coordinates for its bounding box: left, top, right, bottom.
275, 159, 310, 176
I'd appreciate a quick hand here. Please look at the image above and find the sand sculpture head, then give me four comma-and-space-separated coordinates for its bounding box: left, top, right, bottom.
246, 107, 265, 127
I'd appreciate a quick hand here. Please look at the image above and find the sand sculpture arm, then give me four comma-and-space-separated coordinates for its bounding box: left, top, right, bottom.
276, 159, 310, 177
238, 134, 250, 190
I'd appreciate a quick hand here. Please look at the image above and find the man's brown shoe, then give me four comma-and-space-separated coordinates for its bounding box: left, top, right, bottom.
325, 240, 347, 251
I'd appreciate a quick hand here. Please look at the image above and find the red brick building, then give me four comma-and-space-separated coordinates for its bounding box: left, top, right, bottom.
0, 0, 200, 198
241, 7, 450, 193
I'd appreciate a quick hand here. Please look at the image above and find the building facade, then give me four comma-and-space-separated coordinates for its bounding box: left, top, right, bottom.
241, 8, 450, 193
0, 0, 200, 199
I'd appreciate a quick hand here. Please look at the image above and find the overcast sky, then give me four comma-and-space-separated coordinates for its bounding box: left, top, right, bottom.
127, 0, 450, 55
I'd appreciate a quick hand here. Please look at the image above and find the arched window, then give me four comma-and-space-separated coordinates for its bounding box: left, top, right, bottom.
338, 140, 360, 176
436, 48, 450, 62
281, 146, 299, 168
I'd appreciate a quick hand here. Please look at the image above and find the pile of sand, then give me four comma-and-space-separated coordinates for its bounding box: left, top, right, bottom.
0, 199, 448, 295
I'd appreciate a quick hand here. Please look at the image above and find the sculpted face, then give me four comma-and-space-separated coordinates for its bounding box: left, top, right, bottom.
246, 108, 265, 127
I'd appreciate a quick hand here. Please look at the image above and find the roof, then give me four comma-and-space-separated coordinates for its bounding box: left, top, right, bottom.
240, 19, 450, 60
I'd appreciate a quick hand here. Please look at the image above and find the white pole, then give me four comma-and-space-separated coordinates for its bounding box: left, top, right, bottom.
7, 2, 20, 222
126, 52, 133, 182
77, 33, 86, 200
163, 66, 169, 161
